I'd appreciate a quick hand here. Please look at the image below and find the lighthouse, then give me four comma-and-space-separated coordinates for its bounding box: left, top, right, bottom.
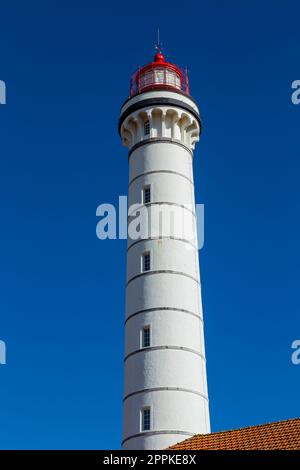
119, 49, 210, 450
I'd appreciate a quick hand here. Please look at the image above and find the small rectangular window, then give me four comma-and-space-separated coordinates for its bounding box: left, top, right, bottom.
143, 252, 151, 272
142, 408, 151, 431
143, 186, 151, 204
142, 326, 151, 348
144, 121, 150, 136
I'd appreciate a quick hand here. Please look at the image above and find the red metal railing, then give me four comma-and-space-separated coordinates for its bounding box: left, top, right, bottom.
130, 64, 190, 97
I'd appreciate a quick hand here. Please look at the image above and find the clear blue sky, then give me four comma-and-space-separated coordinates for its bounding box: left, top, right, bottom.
0, 0, 299, 450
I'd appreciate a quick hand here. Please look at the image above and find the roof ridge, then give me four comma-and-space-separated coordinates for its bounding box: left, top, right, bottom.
169, 417, 300, 448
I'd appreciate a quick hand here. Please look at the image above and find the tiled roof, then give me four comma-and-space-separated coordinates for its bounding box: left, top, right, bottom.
169, 418, 300, 450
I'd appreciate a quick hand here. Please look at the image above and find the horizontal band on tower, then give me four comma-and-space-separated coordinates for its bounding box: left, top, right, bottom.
126, 270, 200, 288
124, 345, 206, 362
119, 96, 202, 135
128, 200, 196, 218
123, 387, 209, 403
122, 430, 195, 446
127, 236, 198, 253
125, 307, 203, 325
128, 169, 194, 187
128, 137, 194, 159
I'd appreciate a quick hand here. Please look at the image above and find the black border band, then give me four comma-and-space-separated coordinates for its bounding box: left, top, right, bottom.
120, 87, 200, 109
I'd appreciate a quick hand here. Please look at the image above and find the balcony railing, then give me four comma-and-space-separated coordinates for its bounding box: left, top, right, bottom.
130, 65, 189, 97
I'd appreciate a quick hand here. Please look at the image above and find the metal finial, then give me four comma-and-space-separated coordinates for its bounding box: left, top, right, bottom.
155, 28, 163, 54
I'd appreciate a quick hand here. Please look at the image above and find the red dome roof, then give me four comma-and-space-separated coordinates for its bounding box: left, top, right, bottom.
154, 52, 165, 63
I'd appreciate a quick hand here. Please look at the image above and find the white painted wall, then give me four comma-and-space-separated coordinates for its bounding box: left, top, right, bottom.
128, 142, 193, 183
128, 172, 195, 210
126, 239, 199, 281
124, 350, 207, 396
120, 89, 210, 450
124, 309, 205, 355
123, 390, 210, 450
126, 273, 202, 319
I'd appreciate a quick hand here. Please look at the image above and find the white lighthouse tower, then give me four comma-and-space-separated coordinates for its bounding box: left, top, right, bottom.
119, 48, 210, 450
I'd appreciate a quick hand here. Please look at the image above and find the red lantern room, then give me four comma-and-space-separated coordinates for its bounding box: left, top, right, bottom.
130, 51, 190, 97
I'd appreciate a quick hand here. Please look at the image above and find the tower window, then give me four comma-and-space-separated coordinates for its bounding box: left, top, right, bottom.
142, 252, 151, 272
142, 326, 151, 348
144, 121, 150, 136
141, 407, 151, 431
143, 186, 151, 204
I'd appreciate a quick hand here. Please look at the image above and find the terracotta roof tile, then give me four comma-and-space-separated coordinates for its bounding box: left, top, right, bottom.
169, 418, 300, 450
